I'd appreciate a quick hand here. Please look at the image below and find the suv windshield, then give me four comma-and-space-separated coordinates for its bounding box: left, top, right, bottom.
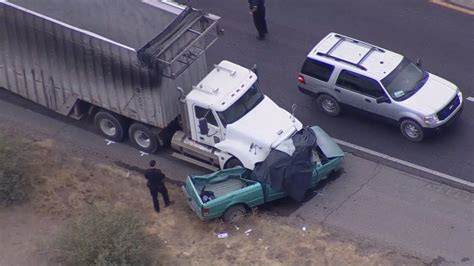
381, 58, 428, 101
217, 82, 264, 127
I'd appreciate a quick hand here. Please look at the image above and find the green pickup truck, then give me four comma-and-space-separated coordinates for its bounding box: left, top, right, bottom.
182, 126, 344, 223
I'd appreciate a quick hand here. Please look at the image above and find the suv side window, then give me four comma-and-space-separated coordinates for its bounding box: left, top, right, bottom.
301, 59, 334, 82
194, 106, 218, 127
336, 70, 385, 98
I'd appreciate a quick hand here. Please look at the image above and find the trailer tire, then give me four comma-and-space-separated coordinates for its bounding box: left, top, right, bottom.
224, 157, 243, 169
223, 204, 247, 223
94, 111, 127, 142
129, 123, 159, 153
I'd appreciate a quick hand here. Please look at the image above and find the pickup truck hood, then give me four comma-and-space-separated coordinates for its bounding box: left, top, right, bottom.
401, 74, 458, 114
216, 96, 303, 168
310, 126, 344, 158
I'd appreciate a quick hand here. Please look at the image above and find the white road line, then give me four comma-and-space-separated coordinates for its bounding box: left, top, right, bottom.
466, 96, 474, 102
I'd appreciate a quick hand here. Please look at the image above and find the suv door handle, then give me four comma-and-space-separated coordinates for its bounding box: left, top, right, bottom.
335, 88, 341, 93
364, 99, 371, 103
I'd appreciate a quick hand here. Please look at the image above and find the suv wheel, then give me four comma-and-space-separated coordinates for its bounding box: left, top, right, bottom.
400, 119, 424, 142
317, 94, 340, 116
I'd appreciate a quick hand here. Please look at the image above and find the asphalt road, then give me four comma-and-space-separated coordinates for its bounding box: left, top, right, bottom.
178, 0, 474, 182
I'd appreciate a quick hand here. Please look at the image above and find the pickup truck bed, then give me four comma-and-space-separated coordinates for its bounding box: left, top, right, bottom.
195, 178, 248, 198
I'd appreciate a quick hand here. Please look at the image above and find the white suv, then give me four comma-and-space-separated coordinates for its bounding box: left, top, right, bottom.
298, 32, 463, 142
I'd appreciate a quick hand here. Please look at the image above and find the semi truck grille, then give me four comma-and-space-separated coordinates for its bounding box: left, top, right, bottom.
437, 96, 460, 121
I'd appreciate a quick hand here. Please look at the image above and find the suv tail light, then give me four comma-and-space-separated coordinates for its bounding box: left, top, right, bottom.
201, 207, 209, 217
297, 74, 305, 84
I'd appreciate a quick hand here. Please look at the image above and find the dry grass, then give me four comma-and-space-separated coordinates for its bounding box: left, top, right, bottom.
54, 207, 155, 266
0, 134, 32, 207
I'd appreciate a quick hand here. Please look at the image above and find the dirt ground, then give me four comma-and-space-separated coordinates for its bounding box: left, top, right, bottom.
0, 135, 429, 266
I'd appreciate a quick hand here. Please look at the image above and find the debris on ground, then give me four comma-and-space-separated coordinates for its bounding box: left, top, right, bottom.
217, 233, 229, 239
244, 229, 252, 236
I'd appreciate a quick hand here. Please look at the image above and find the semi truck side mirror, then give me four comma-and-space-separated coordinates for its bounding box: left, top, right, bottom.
416, 58, 422, 67
290, 103, 297, 122
198, 118, 209, 135
251, 64, 258, 76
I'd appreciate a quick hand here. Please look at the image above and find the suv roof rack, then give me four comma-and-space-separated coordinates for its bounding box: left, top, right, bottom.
317, 34, 385, 71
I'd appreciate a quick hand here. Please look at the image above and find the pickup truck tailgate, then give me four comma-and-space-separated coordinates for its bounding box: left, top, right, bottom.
182, 176, 205, 219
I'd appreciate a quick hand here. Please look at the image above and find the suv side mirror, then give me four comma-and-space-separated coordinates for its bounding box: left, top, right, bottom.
198, 118, 209, 135
376, 96, 391, 104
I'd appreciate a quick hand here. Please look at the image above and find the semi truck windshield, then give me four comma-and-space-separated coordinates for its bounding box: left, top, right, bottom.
217, 83, 264, 127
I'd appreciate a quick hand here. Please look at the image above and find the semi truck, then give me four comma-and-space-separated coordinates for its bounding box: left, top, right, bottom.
0, 0, 303, 170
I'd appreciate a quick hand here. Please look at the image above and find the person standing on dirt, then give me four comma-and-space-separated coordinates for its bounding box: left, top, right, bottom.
249, 0, 268, 40
144, 160, 170, 213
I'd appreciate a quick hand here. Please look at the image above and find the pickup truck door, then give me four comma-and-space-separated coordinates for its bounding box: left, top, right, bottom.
264, 184, 287, 202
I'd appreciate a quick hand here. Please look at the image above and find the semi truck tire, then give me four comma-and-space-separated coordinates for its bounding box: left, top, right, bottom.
224, 157, 243, 169
129, 123, 159, 153
94, 111, 127, 142
222, 204, 247, 223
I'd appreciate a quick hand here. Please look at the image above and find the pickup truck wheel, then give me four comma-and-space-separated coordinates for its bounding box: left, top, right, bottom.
400, 119, 424, 142
129, 123, 159, 153
223, 205, 246, 223
317, 94, 340, 117
224, 157, 243, 169
94, 111, 127, 142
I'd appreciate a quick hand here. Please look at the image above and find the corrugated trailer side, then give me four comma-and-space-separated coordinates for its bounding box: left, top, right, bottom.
0, 0, 216, 129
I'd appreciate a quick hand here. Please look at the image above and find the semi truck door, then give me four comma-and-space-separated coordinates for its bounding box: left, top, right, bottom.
193, 105, 223, 146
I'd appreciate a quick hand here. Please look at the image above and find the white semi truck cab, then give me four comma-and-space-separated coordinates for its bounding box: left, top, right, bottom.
172, 60, 303, 170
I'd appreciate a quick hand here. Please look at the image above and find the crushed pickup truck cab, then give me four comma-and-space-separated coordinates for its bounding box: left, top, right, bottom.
182, 126, 344, 223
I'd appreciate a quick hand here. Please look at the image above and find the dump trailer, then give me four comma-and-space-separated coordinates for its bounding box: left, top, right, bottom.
0, 0, 307, 171
0, 0, 219, 140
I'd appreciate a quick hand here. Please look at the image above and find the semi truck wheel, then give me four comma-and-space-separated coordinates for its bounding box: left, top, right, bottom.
94, 111, 127, 142
224, 157, 243, 169
223, 204, 247, 223
129, 123, 159, 153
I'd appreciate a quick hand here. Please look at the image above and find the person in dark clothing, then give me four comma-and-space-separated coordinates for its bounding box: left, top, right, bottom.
144, 160, 170, 213
248, 0, 268, 40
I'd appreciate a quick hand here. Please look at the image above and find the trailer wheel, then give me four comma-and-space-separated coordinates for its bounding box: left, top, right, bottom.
129, 123, 159, 153
223, 204, 247, 223
224, 157, 243, 169
94, 111, 127, 142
